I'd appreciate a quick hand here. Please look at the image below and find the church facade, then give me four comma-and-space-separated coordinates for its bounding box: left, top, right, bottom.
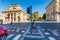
3, 4, 27, 24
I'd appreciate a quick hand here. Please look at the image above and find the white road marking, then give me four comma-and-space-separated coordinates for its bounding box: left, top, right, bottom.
53, 29, 58, 31
25, 28, 27, 29
48, 37, 56, 40
16, 27, 20, 32
8, 29, 10, 31
12, 29, 15, 31
20, 25, 30, 40
7, 34, 14, 39
52, 31, 59, 36
41, 29, 45, 30
13, 35, 21, 40
44, 32, 50, 35
48, 29, 51, 31
16, 29, 20, 32
21, 30, 25, 33
21, 27, 23, 29
38, 29, 45, 38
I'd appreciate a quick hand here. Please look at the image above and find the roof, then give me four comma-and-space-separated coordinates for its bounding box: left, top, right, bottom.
2, 10, 22, 12
10, 4, 20, 7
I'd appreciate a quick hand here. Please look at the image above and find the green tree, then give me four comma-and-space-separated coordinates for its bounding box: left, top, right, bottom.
42, 13, 46, 20
27, 14, 30, 21
38, 17, 42, 21
33, 12, 38, 20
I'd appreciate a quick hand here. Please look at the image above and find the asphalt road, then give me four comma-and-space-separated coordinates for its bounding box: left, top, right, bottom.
1, 23, 60, 40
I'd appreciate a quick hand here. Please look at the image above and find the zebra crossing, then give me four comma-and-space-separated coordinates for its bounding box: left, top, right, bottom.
6, 34, 57, 40
7, 34, 22, 40
7, 34, 14, 40
1, 23, 60, 40
13, 35, 21, 40
6, 25, 28, 40
48, 37, 56, 40
41, 28, 60, 40
6, 29, 58, 40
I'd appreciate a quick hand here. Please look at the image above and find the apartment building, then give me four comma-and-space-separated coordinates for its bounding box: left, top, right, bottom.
46, 0, 60, 22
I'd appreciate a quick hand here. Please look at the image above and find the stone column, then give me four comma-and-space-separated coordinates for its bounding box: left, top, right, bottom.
56, 13, 59, 22
10, 13, 11, 22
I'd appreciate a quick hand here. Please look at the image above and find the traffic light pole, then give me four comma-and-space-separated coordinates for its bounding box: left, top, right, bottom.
30, 6, 32, 22
27, 6, 33, 34
30, 6, 33, 34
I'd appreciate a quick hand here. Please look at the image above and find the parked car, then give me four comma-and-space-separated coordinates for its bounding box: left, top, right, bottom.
0, 26, 8, 40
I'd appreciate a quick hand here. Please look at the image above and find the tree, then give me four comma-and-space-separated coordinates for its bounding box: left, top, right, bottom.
42, 13, 46, 20
26, 14, 30, 21
33, 12, 38, 20
38, 17, 42, 21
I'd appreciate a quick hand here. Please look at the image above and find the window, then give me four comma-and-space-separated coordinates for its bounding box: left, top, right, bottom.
13, 7, 16, 10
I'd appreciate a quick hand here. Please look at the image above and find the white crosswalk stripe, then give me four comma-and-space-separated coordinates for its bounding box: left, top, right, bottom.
52, 31, 59, 36
13, 35, 21, 40
16, 28, 20, 32
12, 29, 15, 31
16, 29, 20, 32
41, 29, 45, 30
47, 29, 51, 31
21, 30, 25, 33
7, 34, 14, 40
8, 29, 10, 31
48, 37, 56, 40
44, 32, 50, 35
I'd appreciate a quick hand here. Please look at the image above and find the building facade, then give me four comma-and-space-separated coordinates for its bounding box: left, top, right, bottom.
38, 13, 43, 18
3, 4, 27, 24
38, 13, 43, 20
0, 15, 3, 24
46, 0, 60, 22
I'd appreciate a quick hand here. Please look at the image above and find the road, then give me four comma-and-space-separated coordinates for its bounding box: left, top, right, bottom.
1, 23, 60, 40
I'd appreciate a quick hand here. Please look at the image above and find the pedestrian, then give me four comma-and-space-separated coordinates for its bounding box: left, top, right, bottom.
30, 20, 36, 34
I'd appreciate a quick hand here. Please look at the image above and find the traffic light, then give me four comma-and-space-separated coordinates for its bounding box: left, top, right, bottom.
27, 6, 32, 14
27, 7, 31, 14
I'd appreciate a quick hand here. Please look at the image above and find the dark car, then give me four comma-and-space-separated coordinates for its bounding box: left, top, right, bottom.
0, 26, 8, 40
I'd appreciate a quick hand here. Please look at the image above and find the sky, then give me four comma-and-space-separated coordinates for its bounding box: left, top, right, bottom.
0, 0, 52, 14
